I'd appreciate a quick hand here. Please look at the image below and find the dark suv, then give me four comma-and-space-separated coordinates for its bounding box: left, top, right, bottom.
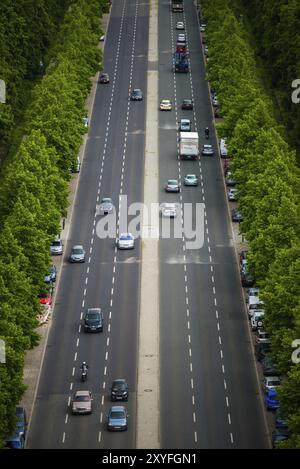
84, 308, 103, 333
111, 379, 129, 402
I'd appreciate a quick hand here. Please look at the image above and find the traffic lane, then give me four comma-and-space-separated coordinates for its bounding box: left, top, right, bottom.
100, 259, 140, 449
159, 249, 198, 449
184, 259, 235, 449
27, 261, 92, 448
211, 259, 269, 448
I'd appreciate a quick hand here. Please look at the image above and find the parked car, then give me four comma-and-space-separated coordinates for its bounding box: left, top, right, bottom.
255, 342, 270, 362
165, 179, 180, 193
181, 99, 193, 110
251, 310, 265, 330
225, 172, 237, 186
160, 99, 172, 111
179, 119, 191, 131
99, 197, 114, 215
44, 265, 57, 284
275, 408, 288, 429
262, 376, 281, 392
117, 233, 134, 249
83, 308, 103, 333
50, 238, 63, 255
201, 144, 214, 156
99, 72, 110, 83
264, 388, 279, 410
38, 288, 53, 306
241, 269, 254, 287
247, 297, 263, 316
107, 406, 128, 431
227, 188, 238, 201
246, 287, 259, 303
130, 89, 143, 101
231, 209, 242, 222
272, 428, 289, 447
111, 379, 129, 402
212, 95, 219, 107
161, 203, 177, 218
262, 356, 278, 376
200, 24, 206, 32
71, 156, 81, 173
220, 138, 228, 157
184, 174, 198, 186
214, 107, 221, 118
256, 329, 270, 344
6, 407, 27, 449
69, 245, 85, 263
71, 390, 92, 415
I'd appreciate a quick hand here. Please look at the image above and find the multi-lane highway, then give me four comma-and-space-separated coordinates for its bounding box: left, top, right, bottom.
27, 0, 269, 449
27, 0, 149, 449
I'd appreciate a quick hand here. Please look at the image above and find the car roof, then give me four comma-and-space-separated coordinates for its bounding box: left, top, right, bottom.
101, 197, 112, 202
120, 233, 133, 238
168, 179, 178, 183
186, 174, 196, 177
75, 390, 90, 396
110, 405, 126, 411
72, 245, 83, 250
87, 307, 101, 313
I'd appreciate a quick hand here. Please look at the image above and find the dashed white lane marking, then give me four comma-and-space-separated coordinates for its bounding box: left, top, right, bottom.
76, 338, 79, 347
65, 414, 68, 424
72, 367, 75, 376
98, 431, 102, 443
68, 397, 71, 407
70, 382, 73, 391
228, 413, 231, 425
62, 432, 66, 443
230, 433, 234, 444
74, 352, 77, 361
226, 396, 229, 407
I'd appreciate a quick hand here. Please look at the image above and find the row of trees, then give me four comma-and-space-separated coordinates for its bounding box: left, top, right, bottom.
0, 0, 109, 448
0, 0, 69, 150
200, 0, 300, 448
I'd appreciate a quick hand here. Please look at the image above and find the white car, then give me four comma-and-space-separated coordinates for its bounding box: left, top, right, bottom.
212, 95, 219, 107
262, 376, 281, 392
247, 297, 263, 317
200, 24, 206, 32
177, 34, 186, 43
227, 188, 238, 201
161, 203, 178, 218
256, 329, 270, 344
160, 99, 172, 111
201, 144, 214, 156
117, 233, 134, 250
220, 138, 228, 157
50, 238, 63, 255
251, 310, 265, 330
176, 21, 185, 30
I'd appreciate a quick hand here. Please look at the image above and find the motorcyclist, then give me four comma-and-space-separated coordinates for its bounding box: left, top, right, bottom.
80, 362, 88, 374
205, 126, 210, 139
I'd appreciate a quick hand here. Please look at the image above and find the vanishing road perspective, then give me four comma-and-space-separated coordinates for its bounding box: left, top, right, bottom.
5, 0, 300, 453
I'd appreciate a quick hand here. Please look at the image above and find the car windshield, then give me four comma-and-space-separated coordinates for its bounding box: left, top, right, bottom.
101, 199, 111, 204
75, 395, 90, 402
52, 241, 61, 246
73, 248, 83, 254
111, 411, 125, 419
87, 312, 100, 320
120, 234, 132, 240
168, 180, 177, 184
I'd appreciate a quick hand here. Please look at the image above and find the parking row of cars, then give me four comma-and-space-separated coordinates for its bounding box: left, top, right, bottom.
244, 275, 289, 446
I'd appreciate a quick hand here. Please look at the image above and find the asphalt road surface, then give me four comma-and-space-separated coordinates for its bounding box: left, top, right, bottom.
27, 0, 269, 449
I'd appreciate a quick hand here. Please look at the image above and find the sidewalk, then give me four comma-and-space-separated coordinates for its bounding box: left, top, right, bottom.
22, 11, 111, 433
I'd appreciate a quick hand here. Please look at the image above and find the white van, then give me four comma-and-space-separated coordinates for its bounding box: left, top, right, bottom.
220, 138, 228, 157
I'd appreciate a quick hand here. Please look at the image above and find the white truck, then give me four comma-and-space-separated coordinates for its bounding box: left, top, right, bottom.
179, 132, 199, 160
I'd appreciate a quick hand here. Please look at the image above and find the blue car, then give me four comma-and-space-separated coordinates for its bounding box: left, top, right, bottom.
7, 407, 27, 449
264, 388, 279, 410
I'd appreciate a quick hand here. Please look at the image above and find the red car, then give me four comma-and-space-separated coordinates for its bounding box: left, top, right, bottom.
39, 289, 53, 306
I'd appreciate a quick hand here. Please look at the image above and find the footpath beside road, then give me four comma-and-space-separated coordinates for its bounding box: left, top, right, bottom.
22, 11, 111, 438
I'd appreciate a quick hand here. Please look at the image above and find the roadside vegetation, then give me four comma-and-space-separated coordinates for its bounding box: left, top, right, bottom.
200, 0, 300, 448
0, 0, 109, 448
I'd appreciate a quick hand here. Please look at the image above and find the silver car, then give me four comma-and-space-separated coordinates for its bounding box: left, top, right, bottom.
117, 233, 134, 250
50, 238, 63, 255
184, 174, 198, 186
69, 245, 85, 263
99, 197, 114, 215
262, 376, 281, 392
165, 179, 180, 193
107, 406, 128, 431
227, 188, 238, 201
161, 203, 178, 218
71, 390, 92, 415
201, 144, 214, 156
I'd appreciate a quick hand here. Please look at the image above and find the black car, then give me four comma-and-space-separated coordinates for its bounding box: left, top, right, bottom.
111, 379, 129, 402
181, 99, 193, 110
83, 308, 103, 333
130, 89, 143, 101
255, 342, 270, 362
241, 270, 254, 287
262, 356, 278, 376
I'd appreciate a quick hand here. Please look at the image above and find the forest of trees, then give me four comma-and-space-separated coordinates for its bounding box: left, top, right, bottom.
0, 0, 108, 447
200, 0, 300, 448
